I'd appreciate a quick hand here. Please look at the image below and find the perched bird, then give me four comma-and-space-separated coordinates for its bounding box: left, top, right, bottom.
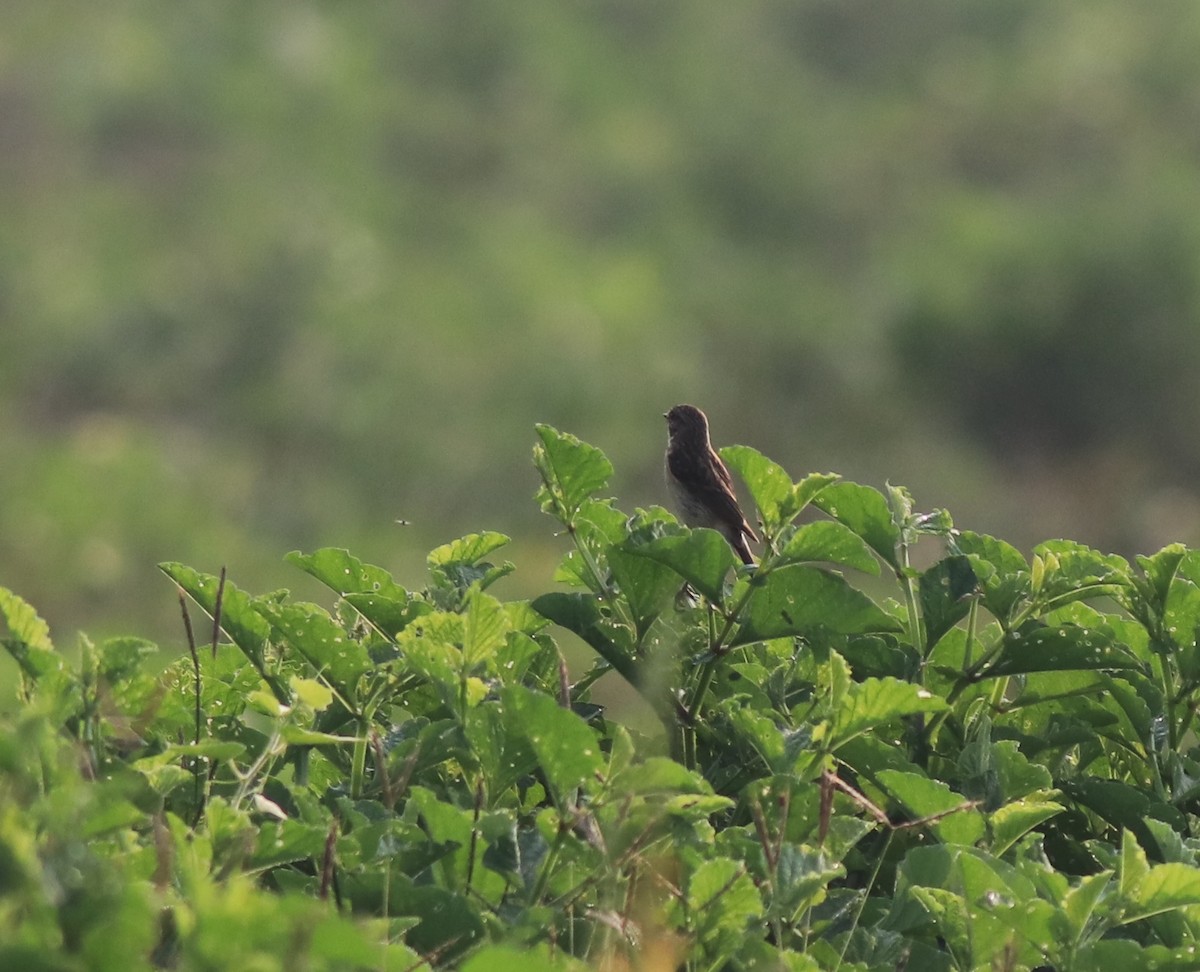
664, 404, 758, 565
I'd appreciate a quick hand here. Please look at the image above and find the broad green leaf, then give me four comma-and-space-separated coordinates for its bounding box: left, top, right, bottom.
813, 482, 901, 571
1062, 779, 1186, 854
428, 532, 515, 594
462, 946, 584, 972
608, 545, 681, 635
285, 548, 406, 598
625, 527, 739, 603
161, 562, 288, 703
463, 588, 510, 667
876, 771, 985, 845
731, 565, 902, 647
989, 800, 1065, 857
1075, 941, 1200, 972
384, 877, 487, 961
950, 532, 1030, 623
1061, 871, 1114, 942
531, 592, 635, 679
503, 684, 605, 801
428, 531, 511, 570
1120, 863, 1200, 923
778, 520, 881, 576
980, 624, 1142, 678
1033, 540, 1130, 618
0, 586, 52, 651
906, 886, 1014, 967
342, 592, 430, 639
610, 757, 716, 796
254, 601, 371, 704
533, 424, 613, 524
686, 857, 763, 936
465, 704, 538, 795
1137, 543, 1189, 611
247, 819, 329, 869
919, 555, 977, 647
829, 677, 947, 745
1119, 828, 1150, 898
720, 445, 789, 533
792, 472, 842, 515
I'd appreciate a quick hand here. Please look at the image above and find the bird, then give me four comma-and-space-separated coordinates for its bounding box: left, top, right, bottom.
664, 404, 758, 565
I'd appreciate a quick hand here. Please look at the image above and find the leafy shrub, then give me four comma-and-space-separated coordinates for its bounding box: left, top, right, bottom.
5, 425, 1200, 970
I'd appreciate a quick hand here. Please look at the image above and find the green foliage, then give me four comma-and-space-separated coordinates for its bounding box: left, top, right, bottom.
8, 426, 1200, 968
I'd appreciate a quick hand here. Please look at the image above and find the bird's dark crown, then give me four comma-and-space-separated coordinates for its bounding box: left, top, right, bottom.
665, 404, 710, 441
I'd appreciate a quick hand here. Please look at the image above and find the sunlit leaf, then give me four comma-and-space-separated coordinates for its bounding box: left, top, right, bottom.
533, 425, 613, 524
778, 520, 881, 575
285, 548, 406, 598
813, 482, 900, 571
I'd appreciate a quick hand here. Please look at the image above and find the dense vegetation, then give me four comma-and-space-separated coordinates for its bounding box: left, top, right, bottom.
8, 428, 1200, 969
5, 2, 1200, 642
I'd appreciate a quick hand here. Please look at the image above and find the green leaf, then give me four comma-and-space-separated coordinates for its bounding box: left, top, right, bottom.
876, 771, 985, 845
530, 593, 635, 679
792, 472, 842, 515
503, 685, 605, 801
1136, 543, 1189, 612
1062, 779, 1185, 855
0, 586, 52, 651
160, 563, 289, 703
919, 555, 977, 647
254, 601, 371, 705
1121, 863, 1200, 923
285, 548, 407, 598
342, 592, 430, 639
829, 677, 947, 746
461, 946, 583, 972
385, 877, 486, 961
980, 624, 1143, 678
428, 531, 511, 571
463, 589, 510, 667
732, 566, 902, 646
989, 800, 1066, 857
951, 532, 1031, 624
778, 520, 881, 576
813, 482, 901, 571
533, 425, 613, 524
428, 532, 515, 594
719, 445, 789, 533
624, 528, 738, 603
1033, 541, 1130, 619
607, 546, 681, 635
686, 857, 763, 938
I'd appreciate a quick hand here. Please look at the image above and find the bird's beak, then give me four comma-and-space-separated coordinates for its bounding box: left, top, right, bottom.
662, 412, 669, 419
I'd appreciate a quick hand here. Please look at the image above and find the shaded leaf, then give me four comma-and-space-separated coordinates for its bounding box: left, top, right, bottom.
625, 528, 738, 603
980, 624, 1143, 679
732, 566, 901, 647
503, 684, 605, 801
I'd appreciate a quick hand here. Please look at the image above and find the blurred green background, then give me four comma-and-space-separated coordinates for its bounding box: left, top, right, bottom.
5, 1, 1200, 645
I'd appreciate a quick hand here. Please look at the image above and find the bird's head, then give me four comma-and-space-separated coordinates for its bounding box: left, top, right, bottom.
664, 404, 710, 444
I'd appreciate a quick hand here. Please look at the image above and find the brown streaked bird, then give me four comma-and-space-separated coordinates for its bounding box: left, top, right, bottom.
664, 404, 758, 565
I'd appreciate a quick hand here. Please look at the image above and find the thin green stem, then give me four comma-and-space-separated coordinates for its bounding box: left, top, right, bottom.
685, 576, 758, 720
897, 537, 925, 665
350, 717, 370, 800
